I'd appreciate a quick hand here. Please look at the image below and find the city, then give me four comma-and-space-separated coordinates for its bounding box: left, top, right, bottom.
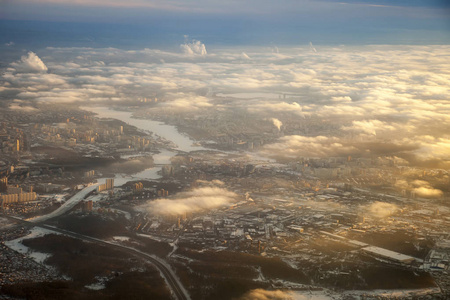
1, 1, 450, 298
0, 91, 449, 298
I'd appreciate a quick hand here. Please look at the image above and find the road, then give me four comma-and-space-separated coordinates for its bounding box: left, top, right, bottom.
26, 183, 101, 223
2, 215, 190, 300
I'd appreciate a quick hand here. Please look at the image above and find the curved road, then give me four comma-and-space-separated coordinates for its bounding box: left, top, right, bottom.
2, 215, 190, 300
26, 183, 101, 223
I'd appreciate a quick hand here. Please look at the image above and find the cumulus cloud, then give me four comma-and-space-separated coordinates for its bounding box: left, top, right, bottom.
414, 187, 443, 198
140, 186, 238, 216
395, 179, 443, 198
10, 52, 48, 73
180, 40, 207, 56
365, 202, 399, 219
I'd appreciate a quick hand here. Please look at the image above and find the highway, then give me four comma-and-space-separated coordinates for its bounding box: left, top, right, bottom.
2, 215, 190, 300
26, 183, 101, 223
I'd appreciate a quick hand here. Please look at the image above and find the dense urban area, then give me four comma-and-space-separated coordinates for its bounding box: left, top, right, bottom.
0, 101, 449, 300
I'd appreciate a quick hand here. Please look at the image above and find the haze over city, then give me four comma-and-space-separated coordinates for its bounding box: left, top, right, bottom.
0, 1, 449, 299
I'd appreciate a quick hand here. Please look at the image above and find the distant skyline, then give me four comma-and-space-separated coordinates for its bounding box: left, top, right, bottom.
1, 0, 449, 48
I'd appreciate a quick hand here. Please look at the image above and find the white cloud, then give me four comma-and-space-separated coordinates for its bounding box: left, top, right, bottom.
11, 52, 48, 73
342, 120, 396, 136
241, 52, 251, 60
247, 101, 304, 116
9, 104, 37, 112
260, 135, 358, 160
396, 179, 443, 199
364, 202, 399, 219
157, 93, 213, 112
269, 118, 282, 131
413, 187, 443, 198
139, 186, 238, 216
180, 40, 207, 56
1, 45, 449, 169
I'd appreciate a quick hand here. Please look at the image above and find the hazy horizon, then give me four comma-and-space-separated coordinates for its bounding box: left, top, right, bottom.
1, 0, 450, 51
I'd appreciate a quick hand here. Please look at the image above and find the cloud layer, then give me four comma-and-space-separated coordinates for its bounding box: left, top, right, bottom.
1, 45, 449, 168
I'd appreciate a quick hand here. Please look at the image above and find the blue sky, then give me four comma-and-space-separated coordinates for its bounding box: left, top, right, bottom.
1, 0, 449, 47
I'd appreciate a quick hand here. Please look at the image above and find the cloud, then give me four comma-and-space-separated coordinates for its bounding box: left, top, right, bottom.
309, 42, 317, 53
413, 187, 443, 198
237, 289, 294, 300
10, 52, 48, 73
180, 40, 207, 56
8, 104, 37, 112
270, 118, 282, 131
365, 202, 399, 219
247, 101, 304, 117
241, 52, 251, 60
157, 93, 213, 112
237, 289, 332, 300
1, 45, 450, 170
395, 179, 443, 198
410, 180, 443, 198
342, 120, 396, 136
139, 186, 238, 216
260, 135, 358, 160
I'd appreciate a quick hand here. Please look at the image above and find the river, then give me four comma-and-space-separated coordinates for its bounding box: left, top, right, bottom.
82, 106, 206, 186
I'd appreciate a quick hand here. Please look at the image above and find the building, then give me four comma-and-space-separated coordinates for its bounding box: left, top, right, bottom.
361, 246, 416, 265
7, 186, 22, 195
1, 192, 37, 204
98, 178, 115, 192
84, 170, 95, 178
106, 178, 114, 190
133, 182, 144, 191
0, 177, 7, 193
81, 200, 93, 212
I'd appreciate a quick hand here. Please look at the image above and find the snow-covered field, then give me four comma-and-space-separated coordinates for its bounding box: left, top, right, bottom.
0, 217, 14, 229
4, 227, 60, 265
112, 236, 130, 242
113, 209, 132, 220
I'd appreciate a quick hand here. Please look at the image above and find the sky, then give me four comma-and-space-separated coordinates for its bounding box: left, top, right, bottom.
1, 0, 449, 48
